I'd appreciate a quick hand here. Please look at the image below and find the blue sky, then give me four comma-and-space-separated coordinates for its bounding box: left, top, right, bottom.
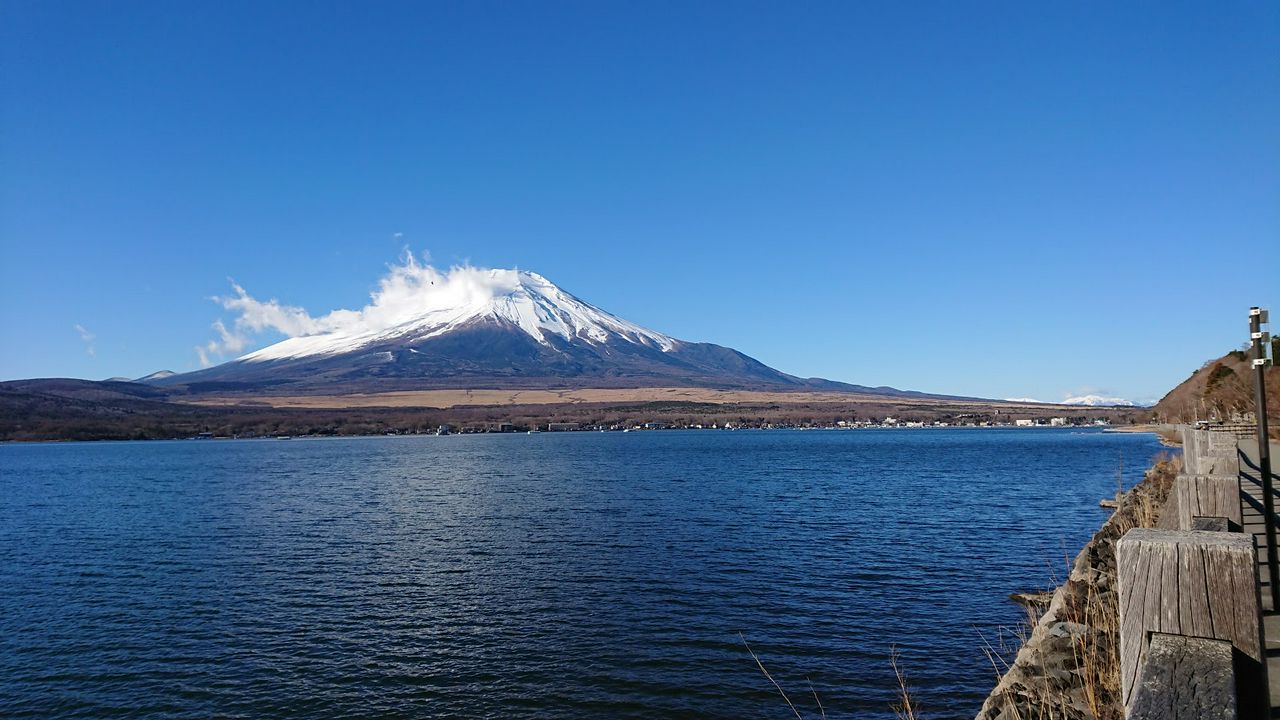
1, 1, 1277, 403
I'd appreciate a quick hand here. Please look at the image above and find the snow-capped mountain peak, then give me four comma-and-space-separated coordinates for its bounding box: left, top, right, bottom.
1061, 394, 1136, 407
240, 269, 676, 362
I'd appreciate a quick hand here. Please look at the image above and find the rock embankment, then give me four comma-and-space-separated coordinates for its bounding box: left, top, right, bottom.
975, 457, 1179, 720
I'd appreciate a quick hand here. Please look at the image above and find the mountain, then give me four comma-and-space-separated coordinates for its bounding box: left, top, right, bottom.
135, 370, 177, 383
1, 378, 172, 403
1004, 395, 1143, 407
1061, 394, 1138, 407
155, 269, 940, 398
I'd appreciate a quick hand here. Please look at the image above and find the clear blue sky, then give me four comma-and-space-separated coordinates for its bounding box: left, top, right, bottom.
2, 1, 1277, 403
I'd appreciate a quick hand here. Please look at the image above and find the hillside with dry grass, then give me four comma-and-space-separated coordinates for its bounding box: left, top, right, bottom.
1149, 342, 1279, 427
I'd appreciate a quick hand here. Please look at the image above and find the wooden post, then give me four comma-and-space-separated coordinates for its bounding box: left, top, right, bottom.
1173, 474, 1243, 531
1180, 427, 1243, 477
1204, 430, 1241, 476
1117, 529, 1265, 715
1156, 491, 1184, 531
1181, 427, 1203, 474
1128, 633, 1236, 719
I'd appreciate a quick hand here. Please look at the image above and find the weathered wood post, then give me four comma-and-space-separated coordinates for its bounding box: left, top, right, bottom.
1128, 633, 1237, 719
1204, 431, 1242, 476
1117, 528, 1266, 717
1167, 429, 1244, 534
1180, 427, 1243, 476
1181, 427, 1204, 474
1173, 474, 1243, 531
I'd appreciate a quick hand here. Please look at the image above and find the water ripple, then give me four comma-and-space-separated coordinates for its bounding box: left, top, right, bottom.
0, 429, 1164, 718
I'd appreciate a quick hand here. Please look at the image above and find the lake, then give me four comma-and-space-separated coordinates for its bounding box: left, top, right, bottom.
0, 428, 1165, 718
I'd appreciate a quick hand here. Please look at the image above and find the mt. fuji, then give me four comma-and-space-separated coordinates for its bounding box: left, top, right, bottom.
156, 267, 922, 397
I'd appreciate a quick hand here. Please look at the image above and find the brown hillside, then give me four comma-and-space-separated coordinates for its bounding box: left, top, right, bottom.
1150, 344, 1279, 426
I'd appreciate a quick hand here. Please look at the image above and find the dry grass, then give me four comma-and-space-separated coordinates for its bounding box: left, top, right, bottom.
1062, 456, 1177, 719
975, 455, 1179, 720
890, 645, 919, 720
1069, 574, 1118, 718
740, 633, 805, 720
739, 634, 832, 720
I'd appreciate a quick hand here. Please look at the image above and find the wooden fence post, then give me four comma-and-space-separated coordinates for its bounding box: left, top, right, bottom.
1128, 633, 1236, 719
1117, 528, 1265, 716
1173, 474, 1243, 531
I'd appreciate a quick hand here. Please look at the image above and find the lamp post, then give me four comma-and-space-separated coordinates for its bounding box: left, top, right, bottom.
1249, 307, 1277, 611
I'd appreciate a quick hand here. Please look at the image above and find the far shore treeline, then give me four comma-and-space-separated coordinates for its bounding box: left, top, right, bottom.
0, 379, 1141, 442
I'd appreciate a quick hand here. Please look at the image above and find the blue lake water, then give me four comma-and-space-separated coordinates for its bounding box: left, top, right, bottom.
0, 428, 1165, 718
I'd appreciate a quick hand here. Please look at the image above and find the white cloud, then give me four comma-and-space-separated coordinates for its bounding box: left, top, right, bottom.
196, 319, 250, 368
197, 251, 522, 365
73, 324, 96, 357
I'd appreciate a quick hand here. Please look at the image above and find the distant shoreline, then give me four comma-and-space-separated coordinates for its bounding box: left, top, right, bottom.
1102, 424, 1158, 433
0, 381, 1147, 443
2, 423, 1147, 446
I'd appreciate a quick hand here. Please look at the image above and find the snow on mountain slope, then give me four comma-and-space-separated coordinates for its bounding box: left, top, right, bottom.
1061, 394, 1136, 407
135, 370, 177, 383
240, 269, 676, 362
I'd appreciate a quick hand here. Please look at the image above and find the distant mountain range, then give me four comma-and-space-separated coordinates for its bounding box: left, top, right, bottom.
1004, 394, 1144, 408
144, 269, 957, 400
